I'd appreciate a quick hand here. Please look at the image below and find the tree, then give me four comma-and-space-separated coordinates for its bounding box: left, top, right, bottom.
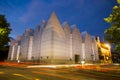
0, 14, 11, 50
104, 0, 120, 53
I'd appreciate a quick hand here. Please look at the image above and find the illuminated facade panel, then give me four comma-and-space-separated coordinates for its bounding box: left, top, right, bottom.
8, 12, 99, 64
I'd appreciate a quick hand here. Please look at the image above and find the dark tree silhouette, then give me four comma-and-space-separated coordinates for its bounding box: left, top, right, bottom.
104, 0, 120, 53
0, 14, 11, 61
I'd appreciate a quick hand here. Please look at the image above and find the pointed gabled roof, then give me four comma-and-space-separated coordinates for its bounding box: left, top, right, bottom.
83, 32, 92, 43
63, 22, 69, 28
44, 12, 65, 37
72, 25, 80, 34
35, 25, 40, 32
62, 21, 68, 27
72, 24, 77, 28
24, 28, 34, 36
63, 21, 71, 33
39, 20, 46, 34
16, 35, 22, 42
41, 20, 46, 29
47, 11, 61, 27
81, 31, 88, 42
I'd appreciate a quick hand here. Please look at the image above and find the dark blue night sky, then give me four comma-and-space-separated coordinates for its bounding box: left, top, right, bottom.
0, 0, 117, 39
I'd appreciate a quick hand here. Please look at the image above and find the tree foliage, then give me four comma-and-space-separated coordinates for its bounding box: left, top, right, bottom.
0, 14, 11, 50
104, 0, 120, 53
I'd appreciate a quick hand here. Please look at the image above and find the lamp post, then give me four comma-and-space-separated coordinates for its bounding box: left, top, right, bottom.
104, 43, 111, 63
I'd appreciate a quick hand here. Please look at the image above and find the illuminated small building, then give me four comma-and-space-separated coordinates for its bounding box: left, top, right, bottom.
8, 12, 99, 64
96, 37, 112, 63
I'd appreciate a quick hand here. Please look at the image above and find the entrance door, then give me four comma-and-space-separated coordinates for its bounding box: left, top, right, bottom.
75, 55, 79, 64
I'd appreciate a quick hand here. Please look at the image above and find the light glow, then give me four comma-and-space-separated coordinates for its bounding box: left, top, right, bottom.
81, 61, 85, 64
27, 64, 80, 68
105, 44, 110, 48
0, 72, 4, 74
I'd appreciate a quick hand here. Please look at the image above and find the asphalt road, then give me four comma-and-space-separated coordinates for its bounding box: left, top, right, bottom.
0, 63, 120, 80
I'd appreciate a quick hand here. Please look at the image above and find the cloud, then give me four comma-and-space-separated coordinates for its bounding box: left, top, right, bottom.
19, 0, 85, 23
19, 0, 44, 23
19, 0, 55, 23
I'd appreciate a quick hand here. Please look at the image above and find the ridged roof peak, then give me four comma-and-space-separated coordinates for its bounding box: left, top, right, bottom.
63, 21, 70, 29
47, 11, 60, 25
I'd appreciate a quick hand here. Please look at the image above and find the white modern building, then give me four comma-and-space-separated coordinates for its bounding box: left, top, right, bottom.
8, 12, 99, 64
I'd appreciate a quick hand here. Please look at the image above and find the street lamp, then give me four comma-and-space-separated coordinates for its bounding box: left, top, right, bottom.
17, 60, 20, 63
81, 60, 85, 64
105, 44, 110, 49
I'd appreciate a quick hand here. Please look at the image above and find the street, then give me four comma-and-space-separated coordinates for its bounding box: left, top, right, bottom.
0, 62, 120, 80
